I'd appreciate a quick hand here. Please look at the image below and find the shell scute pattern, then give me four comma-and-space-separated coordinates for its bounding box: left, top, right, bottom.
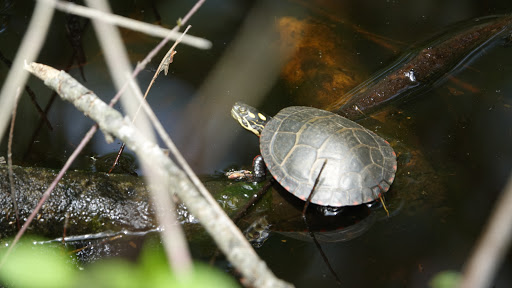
283, 145, 318, 182
260, 106, 397, 207
271, 132, 296, 164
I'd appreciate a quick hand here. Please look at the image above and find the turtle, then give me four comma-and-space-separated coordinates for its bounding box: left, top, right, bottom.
230, 102, 397, 208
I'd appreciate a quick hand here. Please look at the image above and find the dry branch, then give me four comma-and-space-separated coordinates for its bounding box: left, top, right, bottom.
41, 0, 211, 49
24, 62, 293, 288
460, 174, 512, 288
83, 0, 192, 275
0, 1, 54, 147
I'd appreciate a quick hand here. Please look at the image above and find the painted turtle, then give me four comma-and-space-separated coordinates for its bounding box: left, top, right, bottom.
230, 102, 397, 207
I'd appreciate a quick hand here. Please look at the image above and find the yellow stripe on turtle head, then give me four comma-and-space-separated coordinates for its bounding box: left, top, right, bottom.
242, 117, 261, 136
231, 102, 270, 137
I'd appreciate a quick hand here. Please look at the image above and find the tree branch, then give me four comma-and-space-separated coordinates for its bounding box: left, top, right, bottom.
25, 62, 293, 288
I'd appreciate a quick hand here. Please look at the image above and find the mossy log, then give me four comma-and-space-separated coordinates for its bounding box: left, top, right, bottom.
0, 164, 262, 240
0, 164, 155, 238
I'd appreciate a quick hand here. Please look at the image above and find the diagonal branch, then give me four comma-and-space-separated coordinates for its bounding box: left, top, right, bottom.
460, 173, 512, 288
40, 0, 211, 49
25, 62, 293, 288
0, 1, 55, 145
83, 0, 192, 275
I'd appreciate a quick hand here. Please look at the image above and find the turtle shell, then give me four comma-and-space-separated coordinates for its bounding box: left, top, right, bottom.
260, 106, 397, 207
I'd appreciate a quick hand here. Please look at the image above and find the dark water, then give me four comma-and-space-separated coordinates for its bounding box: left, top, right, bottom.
1, 0, 512, 287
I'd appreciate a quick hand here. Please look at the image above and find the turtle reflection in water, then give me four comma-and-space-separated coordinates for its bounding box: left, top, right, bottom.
243, 199, 380, 246
229, 102, 397, 213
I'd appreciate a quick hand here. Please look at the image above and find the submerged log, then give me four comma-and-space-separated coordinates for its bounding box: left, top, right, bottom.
329, 14, 512, 119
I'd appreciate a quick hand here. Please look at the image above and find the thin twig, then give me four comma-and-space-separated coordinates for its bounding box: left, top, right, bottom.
126, 75, 192, 276
0, 50, 53, 130
85, 0, 193, 276
301, 160, 342, 285
302, 159, 327, 216
7, 87, 22, 231
0, 0, 55, 145
41, 0, 211, 49
156, 25, 192, 79
109, 25, 192, 173
23, 54, 76, 161
306, 228, 342, 286
232, 180, 274, 225
0, 121, 100, 269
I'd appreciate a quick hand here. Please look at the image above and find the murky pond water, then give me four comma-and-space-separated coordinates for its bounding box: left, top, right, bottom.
1, 0, 512, 287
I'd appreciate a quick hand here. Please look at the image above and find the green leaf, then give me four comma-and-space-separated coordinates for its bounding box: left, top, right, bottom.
0, 238, 238, 288
138, 241, 238, 288
0, 241, 75, 288
75, 260, 142, 288
184, 263, 239, 288
430, 270, 461, 288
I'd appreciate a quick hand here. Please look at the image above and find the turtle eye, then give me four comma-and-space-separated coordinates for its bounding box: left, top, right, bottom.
239, 106, 246, 113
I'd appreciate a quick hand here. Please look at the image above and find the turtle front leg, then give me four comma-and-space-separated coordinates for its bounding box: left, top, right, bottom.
226, 155, 267, 182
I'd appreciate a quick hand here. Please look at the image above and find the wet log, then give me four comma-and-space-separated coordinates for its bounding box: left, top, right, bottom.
0, 163, 267, 237
0, 164, 155, 239
329, 14, 512, 119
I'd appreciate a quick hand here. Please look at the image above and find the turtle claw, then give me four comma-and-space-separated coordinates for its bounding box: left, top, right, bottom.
226, 155, 267, 182
225, 169, 254, 181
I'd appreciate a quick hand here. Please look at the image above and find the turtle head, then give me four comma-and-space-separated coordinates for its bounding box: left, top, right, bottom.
231, 102, 270, 137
